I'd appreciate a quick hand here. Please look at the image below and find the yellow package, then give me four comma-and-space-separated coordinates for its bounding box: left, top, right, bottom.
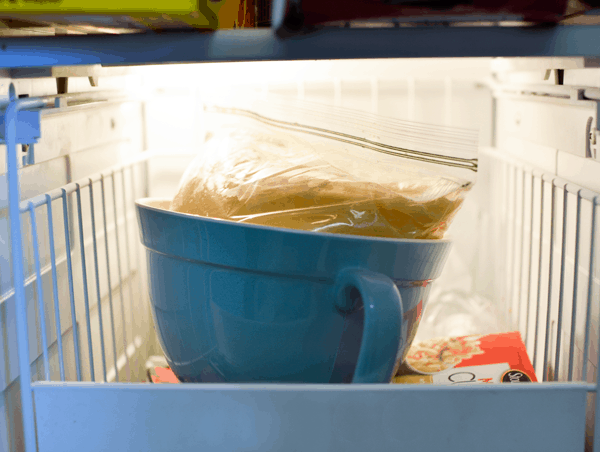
0, 0, 257, 32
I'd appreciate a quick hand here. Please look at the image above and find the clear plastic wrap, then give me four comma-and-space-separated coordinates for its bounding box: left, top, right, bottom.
170, 95, 478, 240
415, 290, 509, 341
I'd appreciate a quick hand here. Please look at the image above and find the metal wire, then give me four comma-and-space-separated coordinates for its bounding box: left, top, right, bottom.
62, 189, 82, 381
130, 163, 150, 370
111, 170, 131, 381
583, 199, 598, 380
567, 191, 582, 381
121, 165, 140, 374
28, 203, 51, 381
554, 186, 569, 380
100, 175, 120, 382
543, 183, 557, 382
508, 165, 519, 327
592, 198, 600, 452
532, 177, 545, 372
524, 173, 535, 350
515, 169, 527, 337
75, 183, 96, 382
45, 195, 66, 381
88, 181, 109, 382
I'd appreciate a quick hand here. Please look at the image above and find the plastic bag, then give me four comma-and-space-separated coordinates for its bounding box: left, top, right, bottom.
415, 290, 509, 341
170, 95, 478, 240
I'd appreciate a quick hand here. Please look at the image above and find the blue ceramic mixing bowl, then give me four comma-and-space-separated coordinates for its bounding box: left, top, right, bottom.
136, 199, 452, 383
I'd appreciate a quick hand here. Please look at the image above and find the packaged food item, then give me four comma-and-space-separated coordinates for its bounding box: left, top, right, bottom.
149, 367, 180, 384
170, 95, 478, 240
393, 331, 537, 385
0, 0, 256, 33
297, 0, 570, 27
146, 356, 180, 384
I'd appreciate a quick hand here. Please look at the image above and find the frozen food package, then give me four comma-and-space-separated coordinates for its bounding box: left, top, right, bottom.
170, 94, 478, 240
298, 0, 570, 27
0, 0, 257, 33
393, 332, 537, 385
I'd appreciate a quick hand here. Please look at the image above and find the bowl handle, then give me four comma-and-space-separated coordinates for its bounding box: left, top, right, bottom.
334, 268, 404, 383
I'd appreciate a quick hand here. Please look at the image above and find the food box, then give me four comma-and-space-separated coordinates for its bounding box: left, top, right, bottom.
146, 355, 180, 383
393, 331, 537, 385
149, 366, 180, 384
299, 0, 570, 26
0, 0, 257, 33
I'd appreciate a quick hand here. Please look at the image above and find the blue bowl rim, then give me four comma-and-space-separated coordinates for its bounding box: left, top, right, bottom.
136, 197, 453, 246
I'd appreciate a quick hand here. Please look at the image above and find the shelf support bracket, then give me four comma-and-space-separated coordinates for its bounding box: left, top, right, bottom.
2, 83, 46, 452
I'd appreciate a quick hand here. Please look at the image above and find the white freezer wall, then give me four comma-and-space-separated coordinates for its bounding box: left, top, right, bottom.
2, 57, 599, 451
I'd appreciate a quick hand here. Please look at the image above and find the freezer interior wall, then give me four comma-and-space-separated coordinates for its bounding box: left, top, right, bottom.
1, 58, 600, 451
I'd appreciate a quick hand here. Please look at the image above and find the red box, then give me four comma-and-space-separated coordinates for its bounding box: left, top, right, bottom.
394, 331, 537, 385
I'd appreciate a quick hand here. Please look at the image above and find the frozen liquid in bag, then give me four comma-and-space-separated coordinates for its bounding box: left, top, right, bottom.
170, 129, 471, 240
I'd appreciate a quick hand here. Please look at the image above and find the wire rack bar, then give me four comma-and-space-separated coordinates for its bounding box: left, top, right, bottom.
508, 165, 519, 327
554, 186, 569, 379
61, 189, 83, 381
88, 181, 109, 382
100, 176, 120, 383
45, 195, 66, 381
593, 196, 600, 452
583, 199, 598, 379
75, 183, 96, 382
524, 172, 535, 349
533, 177, 545, 370
29, 202, 51, 381
515, 169, 527, 335
111, 171, 131, 381
567, 190, 583, 381
128, 165, 146, 369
